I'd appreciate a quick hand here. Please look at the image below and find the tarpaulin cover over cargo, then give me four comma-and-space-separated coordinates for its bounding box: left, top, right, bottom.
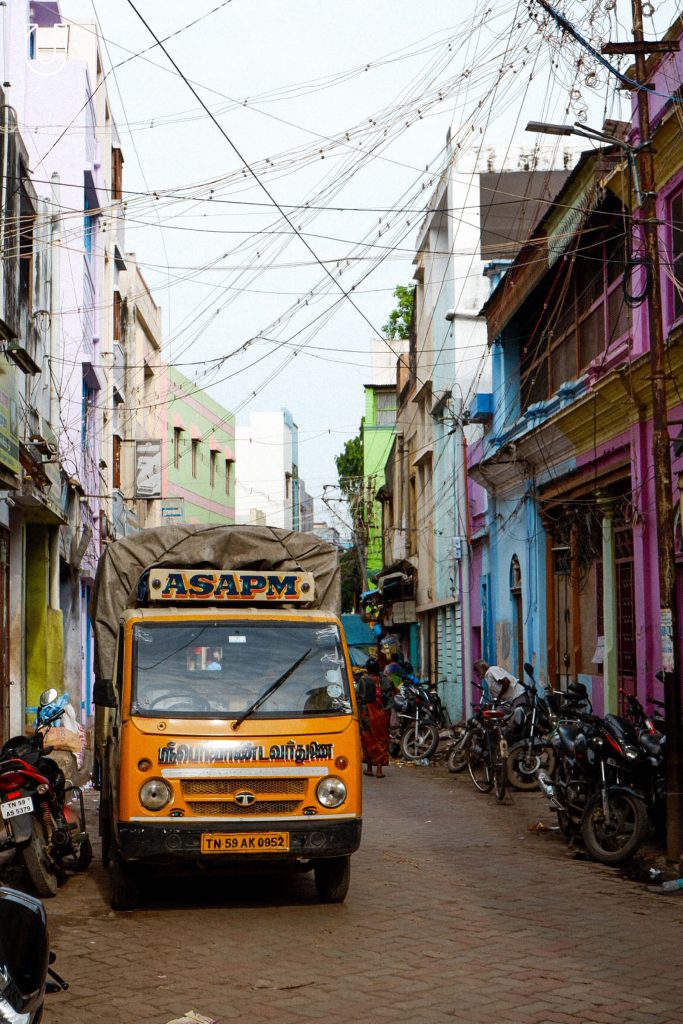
90, 525, 341, 680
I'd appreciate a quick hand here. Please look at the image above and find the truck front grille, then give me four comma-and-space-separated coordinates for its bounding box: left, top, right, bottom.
180, 777, 307, 816
186, 799, 300, 816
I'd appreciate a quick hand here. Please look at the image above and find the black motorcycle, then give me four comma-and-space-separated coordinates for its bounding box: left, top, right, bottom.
538, 706, 649, 864
391, 679, 440, 761
0, 886, 68, 1022
504, 663, 557, 790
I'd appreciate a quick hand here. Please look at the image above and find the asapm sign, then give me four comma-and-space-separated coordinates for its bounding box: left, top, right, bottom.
148, 569, 316, 604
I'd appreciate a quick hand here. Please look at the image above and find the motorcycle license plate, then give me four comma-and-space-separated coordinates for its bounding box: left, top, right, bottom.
1, 796, 33, 820
201, 832, 290, 854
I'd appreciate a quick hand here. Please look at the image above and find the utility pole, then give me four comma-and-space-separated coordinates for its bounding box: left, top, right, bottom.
603, 1, 683, 860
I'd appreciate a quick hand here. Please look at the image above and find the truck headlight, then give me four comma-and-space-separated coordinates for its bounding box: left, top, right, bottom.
316, 776, 346, 808
139, 778, 172, 811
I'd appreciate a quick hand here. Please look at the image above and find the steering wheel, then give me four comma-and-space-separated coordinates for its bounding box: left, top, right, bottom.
148, 690, 211, 712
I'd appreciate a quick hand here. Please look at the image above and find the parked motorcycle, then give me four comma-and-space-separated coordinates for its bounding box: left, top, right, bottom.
619, 690, 666, 832
390, 679, 440, 761
446, 681, 491, 773
0, 688, 92, 897
0, 886, 68, 1023
503, 663, 557, 790
538, 705, 649, 864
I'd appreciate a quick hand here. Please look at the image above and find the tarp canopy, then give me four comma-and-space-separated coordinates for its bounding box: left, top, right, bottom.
90, 524, 340, 680
340, 614, 375, 647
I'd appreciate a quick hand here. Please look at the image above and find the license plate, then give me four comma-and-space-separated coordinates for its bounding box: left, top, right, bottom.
1, 796, 33, 820
201, 831, 290, 854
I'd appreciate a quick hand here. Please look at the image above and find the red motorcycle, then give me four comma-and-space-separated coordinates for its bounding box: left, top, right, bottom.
0, 689, 92, 896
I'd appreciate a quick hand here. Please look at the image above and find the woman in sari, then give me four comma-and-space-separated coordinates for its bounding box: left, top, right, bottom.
358, 658, 391, 778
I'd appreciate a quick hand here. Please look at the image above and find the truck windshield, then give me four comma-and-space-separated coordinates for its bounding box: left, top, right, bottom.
130, 621, 352, 719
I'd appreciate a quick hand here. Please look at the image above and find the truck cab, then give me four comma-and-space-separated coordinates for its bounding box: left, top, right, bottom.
96, 565, 362, 909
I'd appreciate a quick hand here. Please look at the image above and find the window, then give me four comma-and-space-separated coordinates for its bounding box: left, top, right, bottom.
671, 190, 683, 322
210, 450, 217, 488
112, 434, 121, 489
173, 427, 182, 470
19, 182, 35, 306
111, 147, 123, 202
84, 195, 94, 258
520, 218, 629, 412
113, 291, 121, 341
191, 439, 199, 478
375, 390, 397, 426
225, 458, 234, 495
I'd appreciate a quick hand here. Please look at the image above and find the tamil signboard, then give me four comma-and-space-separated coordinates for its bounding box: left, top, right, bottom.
135, 440, 161, 498
0, 358, 19, 476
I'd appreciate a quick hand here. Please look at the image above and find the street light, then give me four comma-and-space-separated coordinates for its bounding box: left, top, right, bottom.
525, 120, 644, 203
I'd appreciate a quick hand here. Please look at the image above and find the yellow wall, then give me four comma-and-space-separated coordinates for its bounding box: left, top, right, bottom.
25, 525, 63, 716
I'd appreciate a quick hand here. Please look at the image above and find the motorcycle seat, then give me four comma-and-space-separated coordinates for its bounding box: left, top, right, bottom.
639, 732, 663, 758
557, 722, 581, 756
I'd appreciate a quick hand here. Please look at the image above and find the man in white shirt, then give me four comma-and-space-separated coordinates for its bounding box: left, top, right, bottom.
473, 660, 527, 706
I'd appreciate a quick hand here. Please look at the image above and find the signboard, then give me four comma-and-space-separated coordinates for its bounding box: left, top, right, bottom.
148, 569, 316, 604
0, 358, 19, 475
135, 440, 161, 498
161, 497, 185, 521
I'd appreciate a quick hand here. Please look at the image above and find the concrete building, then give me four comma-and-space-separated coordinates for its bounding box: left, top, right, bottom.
235, 409, 301, 529
163, 368, 235, 525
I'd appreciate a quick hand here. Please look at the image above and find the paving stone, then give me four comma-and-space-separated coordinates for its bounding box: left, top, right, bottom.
3, 768, 682, 1024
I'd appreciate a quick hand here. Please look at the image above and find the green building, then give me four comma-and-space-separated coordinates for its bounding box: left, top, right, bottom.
163, 368, 236, 524
362, 383, 397, 582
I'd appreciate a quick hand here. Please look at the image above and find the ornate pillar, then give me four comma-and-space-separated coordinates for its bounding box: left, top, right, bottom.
597, 493, 618, 714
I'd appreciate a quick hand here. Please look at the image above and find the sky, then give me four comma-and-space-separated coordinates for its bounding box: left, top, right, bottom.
51, 0, 683, 525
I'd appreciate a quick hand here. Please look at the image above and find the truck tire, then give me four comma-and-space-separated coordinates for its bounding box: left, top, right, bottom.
314, 856, 350, 903
111, 852, 140, 911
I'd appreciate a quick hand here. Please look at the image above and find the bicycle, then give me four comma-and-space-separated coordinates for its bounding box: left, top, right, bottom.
467, 702, 509, 802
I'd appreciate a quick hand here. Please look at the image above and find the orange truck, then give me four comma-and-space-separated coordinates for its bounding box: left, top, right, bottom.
91, 525, 362, 910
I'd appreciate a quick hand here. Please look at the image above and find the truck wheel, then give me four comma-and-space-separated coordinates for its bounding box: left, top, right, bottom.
111, 852, 140, 911
314, 856, 350, 903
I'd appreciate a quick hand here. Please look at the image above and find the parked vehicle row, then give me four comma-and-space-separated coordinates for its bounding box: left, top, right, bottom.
0, 688, 92, 897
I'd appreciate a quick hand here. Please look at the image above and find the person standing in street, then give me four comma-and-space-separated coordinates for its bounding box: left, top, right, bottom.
357, 657, 391, 778
473, 659, 527, 708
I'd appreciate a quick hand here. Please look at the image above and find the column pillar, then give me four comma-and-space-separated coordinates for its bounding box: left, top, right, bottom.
598, 493, 618, 714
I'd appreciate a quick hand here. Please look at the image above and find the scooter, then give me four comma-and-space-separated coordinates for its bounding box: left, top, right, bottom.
0, 886, 68, 1022
0, 688, 92, 897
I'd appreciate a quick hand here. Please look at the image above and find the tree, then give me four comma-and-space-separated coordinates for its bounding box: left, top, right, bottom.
340, 546, 363, 613
382, 283, 415, 341
334, 420, 368, 586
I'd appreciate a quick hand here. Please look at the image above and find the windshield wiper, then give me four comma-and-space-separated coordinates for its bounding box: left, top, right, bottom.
231, 649, 312, 730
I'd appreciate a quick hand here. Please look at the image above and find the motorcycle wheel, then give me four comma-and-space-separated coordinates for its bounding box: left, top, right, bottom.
22, 818, 59, 898
73, 834, 93, 872
581, 790, 649, 864
506, 741, 556, 791
447, 738, 469, 773
467, 733, 493, 793
400, 722, 439, 762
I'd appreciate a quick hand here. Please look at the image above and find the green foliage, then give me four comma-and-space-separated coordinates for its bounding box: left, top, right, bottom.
335, 421, 364, 506
382, 284, 415, 340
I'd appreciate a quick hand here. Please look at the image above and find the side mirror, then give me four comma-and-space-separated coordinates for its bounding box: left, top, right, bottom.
523, 662, 534, 678
93, 677, 117, 708
0, 887, 49, 1012
39, 688, 59, 707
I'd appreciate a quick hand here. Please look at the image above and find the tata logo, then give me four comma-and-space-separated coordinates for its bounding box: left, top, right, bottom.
235, 791, 256, 807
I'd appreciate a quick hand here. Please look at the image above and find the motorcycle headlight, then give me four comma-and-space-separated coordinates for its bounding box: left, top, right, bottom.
316, 776, 347, 809
139, 778, 172, 811
0, 992, 31, 1024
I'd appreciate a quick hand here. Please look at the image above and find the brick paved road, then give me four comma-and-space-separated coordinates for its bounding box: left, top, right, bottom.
4, 763, 683, 1024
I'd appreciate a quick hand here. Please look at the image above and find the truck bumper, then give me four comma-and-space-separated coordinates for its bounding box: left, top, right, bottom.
118, 817, 362, 865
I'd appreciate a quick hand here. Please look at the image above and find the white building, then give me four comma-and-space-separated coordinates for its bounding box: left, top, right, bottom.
235, 409, 302, 529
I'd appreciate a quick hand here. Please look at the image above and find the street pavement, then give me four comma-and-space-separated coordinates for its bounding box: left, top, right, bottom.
3, 763, 683, 1024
